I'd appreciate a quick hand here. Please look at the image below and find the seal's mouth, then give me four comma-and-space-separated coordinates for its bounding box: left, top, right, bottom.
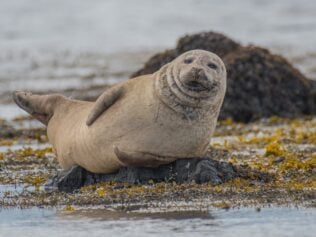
185, 80, 210, 91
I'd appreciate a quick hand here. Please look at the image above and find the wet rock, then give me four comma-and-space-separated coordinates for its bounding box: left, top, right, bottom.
46, 157, 237, 193
131, 31, 316, 122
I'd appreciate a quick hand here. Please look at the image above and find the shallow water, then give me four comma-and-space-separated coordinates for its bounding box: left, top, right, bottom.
0, 184, 36, 199
0, 207, 315, 237
0, 104, 28, 119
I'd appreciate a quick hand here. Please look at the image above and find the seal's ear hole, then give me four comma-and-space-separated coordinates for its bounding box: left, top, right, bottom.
184, 58, 193, 64
207, 63, 218, 70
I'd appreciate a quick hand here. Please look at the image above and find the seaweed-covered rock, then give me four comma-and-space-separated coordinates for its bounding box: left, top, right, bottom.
46, 157, 237, 192
221, 46, 315, 121
132, 31, 316, 122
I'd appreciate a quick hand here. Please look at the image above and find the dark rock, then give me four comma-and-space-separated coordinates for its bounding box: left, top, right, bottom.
221, 46, 315, 121
45, 166, 85, 192
46, 157, 237, 193
176, 31, 241, 58
131, 31, 316, 122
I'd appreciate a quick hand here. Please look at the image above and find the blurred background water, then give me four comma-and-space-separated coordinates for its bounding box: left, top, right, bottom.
0, 0, 316, 119
1, 0, 316, 54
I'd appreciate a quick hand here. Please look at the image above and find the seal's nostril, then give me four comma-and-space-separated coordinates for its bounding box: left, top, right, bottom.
192, 67, 202, 73
198, 69, 206, 78
191, 68, 205, 77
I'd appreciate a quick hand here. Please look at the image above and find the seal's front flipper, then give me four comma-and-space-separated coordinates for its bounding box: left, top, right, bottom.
114, 146, 176, 167
13, 91, 66, 125
86, 86, 124, 126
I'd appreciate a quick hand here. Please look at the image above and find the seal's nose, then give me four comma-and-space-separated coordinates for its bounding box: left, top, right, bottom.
192, 68, 205, 79
190, 68, 209, 84
183, 67, 212, 91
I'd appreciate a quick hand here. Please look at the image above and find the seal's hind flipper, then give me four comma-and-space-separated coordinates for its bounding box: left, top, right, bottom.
13, 91, 66, 125
114, 146, 176, 167
86, 86, 124, 126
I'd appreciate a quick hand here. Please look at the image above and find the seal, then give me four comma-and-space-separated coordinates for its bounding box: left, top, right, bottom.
13, 50, 227, 174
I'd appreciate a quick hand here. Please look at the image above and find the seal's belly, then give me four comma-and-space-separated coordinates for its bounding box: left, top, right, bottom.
90, 98, 212, 159
118, 121, 211, 157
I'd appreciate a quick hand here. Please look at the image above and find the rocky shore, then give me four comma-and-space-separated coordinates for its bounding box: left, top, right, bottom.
0, 116, 315, 209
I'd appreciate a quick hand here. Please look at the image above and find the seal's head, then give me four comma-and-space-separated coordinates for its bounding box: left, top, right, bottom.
155, 50, 226, 117
174, 50, 226, 98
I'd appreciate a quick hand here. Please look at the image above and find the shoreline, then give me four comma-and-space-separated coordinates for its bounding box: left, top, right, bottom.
0, 115, 315, 210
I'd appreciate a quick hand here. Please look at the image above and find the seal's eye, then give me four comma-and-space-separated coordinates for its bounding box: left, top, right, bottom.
207, 63, 218, 70
184, 58, 193, 64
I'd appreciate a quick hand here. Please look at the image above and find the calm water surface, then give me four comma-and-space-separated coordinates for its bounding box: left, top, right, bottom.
0, 207, 315, 237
